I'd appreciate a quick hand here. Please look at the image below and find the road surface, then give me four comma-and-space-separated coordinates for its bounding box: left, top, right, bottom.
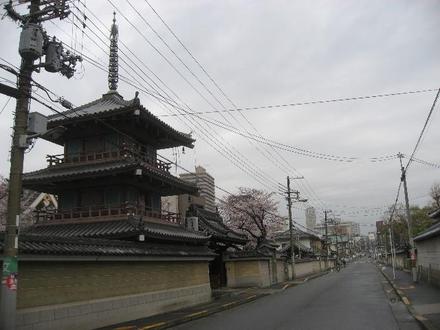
172, 260, 420, 330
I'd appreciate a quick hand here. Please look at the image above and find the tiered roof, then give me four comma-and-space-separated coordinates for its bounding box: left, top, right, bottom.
22, 160, 197, 195
45, 92, 195, 149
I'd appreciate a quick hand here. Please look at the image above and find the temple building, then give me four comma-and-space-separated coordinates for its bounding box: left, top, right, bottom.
1, 14, 217, 330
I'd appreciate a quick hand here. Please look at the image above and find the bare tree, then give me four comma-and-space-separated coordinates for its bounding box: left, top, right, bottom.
219, 187, 284, 247
430, 183, 440, 208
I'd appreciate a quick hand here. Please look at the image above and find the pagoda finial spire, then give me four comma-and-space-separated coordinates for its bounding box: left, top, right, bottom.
108, 11, 119, 91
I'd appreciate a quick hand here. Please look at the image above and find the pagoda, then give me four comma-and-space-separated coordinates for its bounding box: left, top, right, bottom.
0, 14, 219, 330
22, 13, 206, 245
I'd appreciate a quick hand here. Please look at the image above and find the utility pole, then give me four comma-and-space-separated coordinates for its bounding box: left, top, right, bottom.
1, 2, 80, 328
397, 152, 417, 282
324, 210, 330, 268
388, 227, 396, 280
286, 176, 295, 279
285, 176, 306, 280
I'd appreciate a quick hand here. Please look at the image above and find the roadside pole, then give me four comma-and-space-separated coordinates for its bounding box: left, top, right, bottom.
286, 176, 295, 280
388, 227, 396, 280
324, 210, 330, 269
397, 153, 417, 282
285, 176, 307, 280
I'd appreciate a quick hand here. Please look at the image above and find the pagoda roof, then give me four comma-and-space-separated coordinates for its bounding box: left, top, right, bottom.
23, 218, 210, 244
195, 208, 248, 245
0, 233, 214, 259
22, 160, 197, 195
45, 92, 195, 149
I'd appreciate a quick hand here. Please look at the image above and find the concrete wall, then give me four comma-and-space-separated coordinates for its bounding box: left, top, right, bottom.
10, 260, 211, 330
226, 258, 332, 288
294, 260, 322, 278
416, 236, 440, 288
276, 260, 288, 283
225, 259, 271, 288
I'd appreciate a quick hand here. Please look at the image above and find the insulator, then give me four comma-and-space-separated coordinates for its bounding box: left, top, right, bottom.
59, 98, 73, 109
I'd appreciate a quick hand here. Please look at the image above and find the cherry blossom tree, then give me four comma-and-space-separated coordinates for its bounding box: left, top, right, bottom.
219, 187, 284, 247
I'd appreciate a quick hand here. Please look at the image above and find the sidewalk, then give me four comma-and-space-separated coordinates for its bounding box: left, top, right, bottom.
380, 265, 440, 330
98, 271, 329, 330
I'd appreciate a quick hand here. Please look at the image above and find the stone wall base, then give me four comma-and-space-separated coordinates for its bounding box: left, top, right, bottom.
17, 284, 211, 330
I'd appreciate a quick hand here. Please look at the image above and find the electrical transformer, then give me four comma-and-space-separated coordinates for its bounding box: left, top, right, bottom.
45, 39, 62, 73
19, 23, 43, 60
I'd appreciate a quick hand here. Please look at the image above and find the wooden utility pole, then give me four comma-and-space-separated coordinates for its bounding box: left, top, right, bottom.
285, 176, 306, 280
397, 152, 417, 282
286, 176, 295, 279
324, 210, 330, 268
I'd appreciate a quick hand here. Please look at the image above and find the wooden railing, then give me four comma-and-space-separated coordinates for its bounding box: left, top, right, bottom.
34, 205, 181, 224
46, 145, 171, 172
46, 150, 126, 166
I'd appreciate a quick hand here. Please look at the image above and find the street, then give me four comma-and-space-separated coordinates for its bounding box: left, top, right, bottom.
172, 261, 420, 330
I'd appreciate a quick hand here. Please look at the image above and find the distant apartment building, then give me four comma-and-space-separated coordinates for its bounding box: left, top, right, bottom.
180, 166, 216, 213
352, 222, 361, 237
314, 221, 361, 238
305, 207, 316, 230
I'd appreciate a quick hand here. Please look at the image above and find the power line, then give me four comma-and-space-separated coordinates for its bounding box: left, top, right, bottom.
69, 7, 286, 192
158, 88, 439, 117
142, 0, 434, 211
48, 21, 285, 193
102, 1, 286, 192
405, 88, 440, 171
132, 1, 353, 210
410, 156, 440, 169
0, 96, 11, 115
0, 66, 404, 165
26, 80, 324, 238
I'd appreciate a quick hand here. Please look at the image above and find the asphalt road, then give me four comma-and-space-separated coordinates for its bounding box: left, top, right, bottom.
171, 260, 420, 330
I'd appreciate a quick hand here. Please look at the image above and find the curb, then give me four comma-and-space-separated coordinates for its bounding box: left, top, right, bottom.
377, 265, 439, 330
114, 270, 331, 330
126, 293, 265, 330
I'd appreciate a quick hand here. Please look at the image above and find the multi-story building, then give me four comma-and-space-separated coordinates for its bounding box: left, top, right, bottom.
305, 207, 316, 230
315, 221, 361, 238
180, 166, 216, 213
352, 222, 361, 237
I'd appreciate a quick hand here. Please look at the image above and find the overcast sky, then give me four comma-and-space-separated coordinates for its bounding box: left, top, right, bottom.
0, 0, 439, 233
